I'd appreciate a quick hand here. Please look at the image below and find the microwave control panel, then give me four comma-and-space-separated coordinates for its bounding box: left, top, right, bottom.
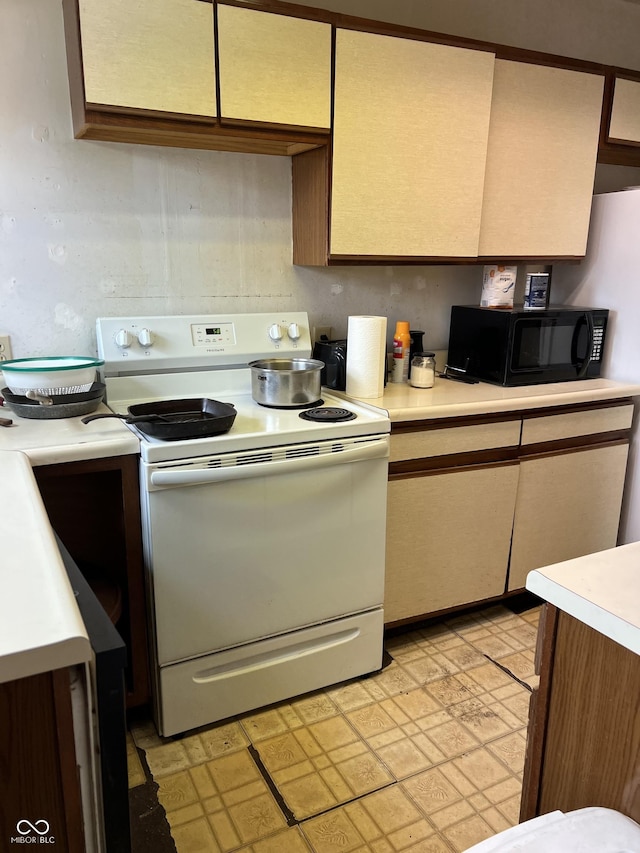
591, 317, 606, 361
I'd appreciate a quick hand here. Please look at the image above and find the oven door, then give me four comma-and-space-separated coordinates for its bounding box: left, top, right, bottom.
140, 435, 389, 667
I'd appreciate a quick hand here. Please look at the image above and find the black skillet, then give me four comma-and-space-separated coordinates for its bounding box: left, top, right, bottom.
82, 398, 237, 440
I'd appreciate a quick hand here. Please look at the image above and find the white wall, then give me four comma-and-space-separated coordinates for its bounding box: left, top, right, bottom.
1, 0, 640, 360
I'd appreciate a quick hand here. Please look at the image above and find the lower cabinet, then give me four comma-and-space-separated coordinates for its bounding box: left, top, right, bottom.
384, 400, 633, 625
521, 606, 640, 823
0, 669, 85, 852
508, 442, 629, 590
34, 455, 149, 708
385, 463, 519, 622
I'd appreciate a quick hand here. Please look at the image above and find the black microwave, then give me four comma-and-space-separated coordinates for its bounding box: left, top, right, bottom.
447, 305, 609, 386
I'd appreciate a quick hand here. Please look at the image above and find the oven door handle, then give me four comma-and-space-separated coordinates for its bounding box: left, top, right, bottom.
149, 437, 389, 488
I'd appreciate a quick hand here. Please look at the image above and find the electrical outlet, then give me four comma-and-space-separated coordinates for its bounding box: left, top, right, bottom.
313, 325, 332, 342
0, 334, 12, 361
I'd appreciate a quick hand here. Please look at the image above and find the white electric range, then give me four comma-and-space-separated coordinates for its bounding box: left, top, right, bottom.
96, 312, 391, 736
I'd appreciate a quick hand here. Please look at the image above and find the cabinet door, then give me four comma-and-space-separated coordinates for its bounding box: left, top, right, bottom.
385, 463, 519, 623
508, 442, 629, 591
608, 76, 640, 144
78, 0, 216, 116
217, 5, 331, 130
330, 29, 495, 258
478, 60, 604, 257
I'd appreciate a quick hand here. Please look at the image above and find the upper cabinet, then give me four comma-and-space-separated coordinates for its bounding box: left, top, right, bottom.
329, 29, 495, 259
217, 5, 331, 131
607, 76, 640, 145
62, 0, 328, 154
294, 38, 605, 265
478, 61, 604, 259
77, 0, 216, 117
62, 0, 640, 241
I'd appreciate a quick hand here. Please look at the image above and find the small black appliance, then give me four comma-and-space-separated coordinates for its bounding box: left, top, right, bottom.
447, 305, 609, 386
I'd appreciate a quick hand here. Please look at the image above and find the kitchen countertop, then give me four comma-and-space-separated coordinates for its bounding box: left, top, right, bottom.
526, 542, 640, 656
349, 377, 640, 422
0, 406, 139, 683
0, 402, 139, 464
0, 451, 92, 683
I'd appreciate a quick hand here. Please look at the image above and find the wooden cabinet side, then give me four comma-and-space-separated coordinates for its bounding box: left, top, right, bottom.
522, 608, 640, 822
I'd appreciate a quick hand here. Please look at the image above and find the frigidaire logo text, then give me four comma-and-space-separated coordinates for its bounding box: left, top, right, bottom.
11, 820, 56, 844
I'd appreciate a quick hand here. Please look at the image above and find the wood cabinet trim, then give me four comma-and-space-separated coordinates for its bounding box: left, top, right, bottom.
389, 455, 520, 479
52, 668, 86, 853
520, 603, 558, 822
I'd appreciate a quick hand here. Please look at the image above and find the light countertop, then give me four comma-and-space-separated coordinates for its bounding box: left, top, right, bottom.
0, 451, 92, 683
526, 542, 640, 656
348, 377, 640, 422
0, 406, 139, 683
0, 402, 139, 464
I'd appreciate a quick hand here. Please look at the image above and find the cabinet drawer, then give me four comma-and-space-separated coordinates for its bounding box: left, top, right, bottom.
521, 404, 633, 446
390, 419, 521, 463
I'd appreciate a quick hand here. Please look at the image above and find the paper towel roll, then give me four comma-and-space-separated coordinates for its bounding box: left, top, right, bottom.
346, 316, 387, 399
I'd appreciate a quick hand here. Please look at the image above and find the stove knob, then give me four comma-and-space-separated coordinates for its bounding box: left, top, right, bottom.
114, 329, 133, 349
137, 328, 155, 347
287, 323, 301, 341
268, 323, 283, 342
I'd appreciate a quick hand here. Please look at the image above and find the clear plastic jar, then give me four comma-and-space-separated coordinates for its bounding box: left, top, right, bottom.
409, 352, 436, 388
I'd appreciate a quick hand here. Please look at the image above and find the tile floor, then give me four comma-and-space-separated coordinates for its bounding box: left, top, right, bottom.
127, 600, 541, 853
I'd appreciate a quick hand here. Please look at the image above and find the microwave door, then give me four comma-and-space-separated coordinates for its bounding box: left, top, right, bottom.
571, 312, 594, 378
511, 318, 553, 377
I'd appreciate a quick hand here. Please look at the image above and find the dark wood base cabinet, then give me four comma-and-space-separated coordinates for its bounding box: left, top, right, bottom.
34, 455, 149, 708
0, 669, 85, 852
521, 604, 640, 823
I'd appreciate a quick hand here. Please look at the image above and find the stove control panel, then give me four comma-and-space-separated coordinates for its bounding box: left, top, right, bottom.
191, 322, 236, 347
97, 312, 313, 375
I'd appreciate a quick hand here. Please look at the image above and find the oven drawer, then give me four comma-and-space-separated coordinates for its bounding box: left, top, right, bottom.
156, 609, 383, 737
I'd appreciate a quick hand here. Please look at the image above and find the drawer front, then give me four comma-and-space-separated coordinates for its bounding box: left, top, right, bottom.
521, 404, 633, 446
157, 610, 383, 737
390, 419, 521, 462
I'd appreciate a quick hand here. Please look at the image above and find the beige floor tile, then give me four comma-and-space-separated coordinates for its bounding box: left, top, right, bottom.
326, 678, 388, 712
174, 721, 251, 769
451, 747, 512, 790
171, 815, 223, 853
244, 826, 313, 852
402, 767, 463, 817
368, 662, 421, 697
241, 704, 306, 742
375, 738, 434, 780
401, 655, 455, 686
494, 651, 536, 683
423, 674, 483, 708
145, 739, 194, 779
497, 793, 522, 825
255, 721, 393, 820
486, 732, 527, 776
156, 750, 288, 852
442, 814, 495, 852
293, 693, 341, 725
126, 732, 147, 788
449, 696, 522, 741
301, 785, 448, 853
423, 720, 480, 760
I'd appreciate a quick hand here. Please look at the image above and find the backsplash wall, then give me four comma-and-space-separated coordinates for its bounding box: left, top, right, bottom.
1, 0, 639, 360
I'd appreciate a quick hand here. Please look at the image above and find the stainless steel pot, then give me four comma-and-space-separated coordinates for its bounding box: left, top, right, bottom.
248, 358, 324, 408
